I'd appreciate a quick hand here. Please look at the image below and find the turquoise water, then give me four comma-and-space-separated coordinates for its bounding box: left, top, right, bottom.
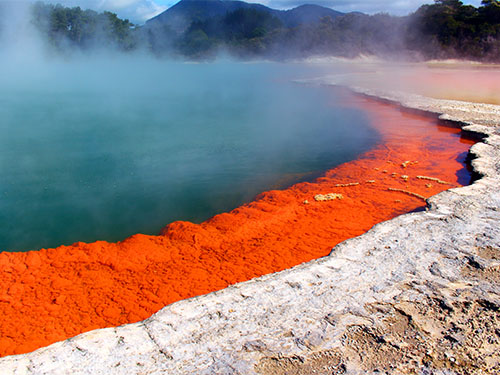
0, 60, 379, 252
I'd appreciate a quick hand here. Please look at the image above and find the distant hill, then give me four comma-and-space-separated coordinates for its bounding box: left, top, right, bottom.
146, 0, 344, 32
279, 4, 343, 28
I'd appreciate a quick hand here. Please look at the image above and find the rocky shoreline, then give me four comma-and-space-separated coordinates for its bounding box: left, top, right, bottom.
1, 85, 499, 374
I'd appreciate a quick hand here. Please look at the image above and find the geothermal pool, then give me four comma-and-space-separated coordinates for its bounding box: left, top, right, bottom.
0, 61, 477, 357
0, 61, 377, 252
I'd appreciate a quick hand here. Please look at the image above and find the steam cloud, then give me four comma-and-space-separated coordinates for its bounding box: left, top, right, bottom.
0, 2, 44, 59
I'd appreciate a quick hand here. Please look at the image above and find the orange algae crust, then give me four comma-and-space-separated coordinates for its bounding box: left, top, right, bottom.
0, 96, 476, 357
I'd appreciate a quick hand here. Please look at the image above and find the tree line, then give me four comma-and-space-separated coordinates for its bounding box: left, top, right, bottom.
25, 0, 500, 61
30, 2, 137, 51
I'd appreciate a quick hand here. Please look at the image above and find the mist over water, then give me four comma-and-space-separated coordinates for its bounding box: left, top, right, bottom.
0, 57, 381, 252
0, 2, 380, 252
0, 5, 381, 252
0, 5, 382, 253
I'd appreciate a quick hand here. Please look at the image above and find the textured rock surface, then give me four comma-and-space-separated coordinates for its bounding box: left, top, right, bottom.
1, 87, 499, 374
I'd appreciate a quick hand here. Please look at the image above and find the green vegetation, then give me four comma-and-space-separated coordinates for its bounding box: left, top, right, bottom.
21, 1, 500, 61
407, 0, 500, 60
31, 2, 137, 51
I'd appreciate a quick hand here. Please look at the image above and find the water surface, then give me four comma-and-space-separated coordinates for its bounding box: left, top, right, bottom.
0, 60, 379, 251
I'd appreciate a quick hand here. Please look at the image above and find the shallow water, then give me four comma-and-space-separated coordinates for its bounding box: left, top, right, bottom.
0, 60, 378, 251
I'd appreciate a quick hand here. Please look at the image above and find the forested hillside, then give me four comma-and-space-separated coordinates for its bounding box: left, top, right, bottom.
407, 0, 500, 60
19, 0, 500, 61
30, 2, 138, 51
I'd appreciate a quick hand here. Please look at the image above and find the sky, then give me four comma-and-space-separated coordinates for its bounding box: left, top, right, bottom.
16, 0, 483, 24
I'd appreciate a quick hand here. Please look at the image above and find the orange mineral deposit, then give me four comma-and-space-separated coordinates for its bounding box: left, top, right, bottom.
0, 93, 476, 357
